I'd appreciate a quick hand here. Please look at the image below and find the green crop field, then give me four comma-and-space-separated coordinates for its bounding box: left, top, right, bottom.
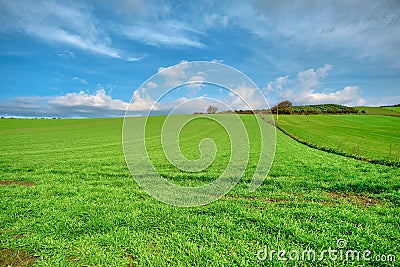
1, 116, 399, 266
276, 115, 400, 164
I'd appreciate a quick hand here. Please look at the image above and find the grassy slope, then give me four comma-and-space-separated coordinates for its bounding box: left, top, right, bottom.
383, 106, 400, 113
355, 106, 400, 116
276, 115, 400, 163
0, 117, 399, 266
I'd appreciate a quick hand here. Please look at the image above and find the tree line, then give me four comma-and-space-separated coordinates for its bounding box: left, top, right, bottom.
270, 101, 357, 114
197, 102, 361, 115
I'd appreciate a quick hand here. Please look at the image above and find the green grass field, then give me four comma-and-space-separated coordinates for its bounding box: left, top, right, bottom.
355, 106, 400, 116
1, 116, 399, 266
276, 115, 400, 163
383, 106, 400, 113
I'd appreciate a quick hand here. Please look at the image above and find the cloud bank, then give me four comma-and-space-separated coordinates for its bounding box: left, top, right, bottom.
265, 65, 366, 106
0, 90, 128, 118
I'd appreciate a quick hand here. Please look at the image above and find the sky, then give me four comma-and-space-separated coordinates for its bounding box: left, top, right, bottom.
0, 0, 399, 117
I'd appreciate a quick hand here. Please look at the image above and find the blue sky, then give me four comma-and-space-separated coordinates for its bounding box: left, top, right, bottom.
0, 0, 399, 117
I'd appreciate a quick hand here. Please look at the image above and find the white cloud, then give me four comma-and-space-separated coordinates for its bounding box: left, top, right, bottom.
365, 95, 400, 107
264, 75, 289, 93
157, 60, 189, 87
267, 65, 366, 106
0, 0, 142, 61
204, 14, 229, 28
0, 89, 131, 118
72, 77, 87, 84
144, 81, 158, 89
140, 61, 271, 112
127, 90, 156, 111
164, 97, 228, 114
0, 88, 207, 117
227, 86, 265, 110
188, 75, 205, 83
226, 1, 400, 67
296, 86, 366, 106
122, 21, 204, 48
188, 75, 206, 82
57, 50, 75, 59
187, 75, 206, 90
48, 89, 128, 110
296, 64, 332, 90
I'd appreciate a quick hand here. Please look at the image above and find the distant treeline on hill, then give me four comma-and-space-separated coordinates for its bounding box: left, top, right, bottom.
267, 101, 356, 114
265, 102, 356, 115
290, 104, 357, 114
199, 102, 400, 115
222, 103, 357, 115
